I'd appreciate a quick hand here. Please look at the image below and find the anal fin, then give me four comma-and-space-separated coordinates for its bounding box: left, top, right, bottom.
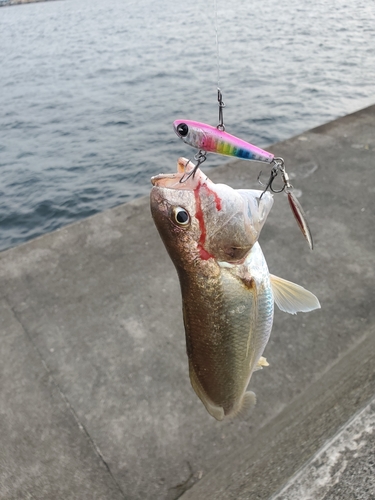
242, 391, 257, 410
229, 391, 257, 419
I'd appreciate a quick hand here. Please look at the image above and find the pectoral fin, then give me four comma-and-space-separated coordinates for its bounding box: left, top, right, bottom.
270, 274, 320, 314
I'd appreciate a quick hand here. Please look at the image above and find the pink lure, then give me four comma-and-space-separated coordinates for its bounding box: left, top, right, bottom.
173, 119, 274, 164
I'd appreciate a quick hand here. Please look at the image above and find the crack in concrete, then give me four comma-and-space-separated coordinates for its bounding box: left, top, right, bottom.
6, 300, 127, 500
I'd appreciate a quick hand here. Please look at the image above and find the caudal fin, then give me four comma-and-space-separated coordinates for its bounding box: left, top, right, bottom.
189, 361, 225, 421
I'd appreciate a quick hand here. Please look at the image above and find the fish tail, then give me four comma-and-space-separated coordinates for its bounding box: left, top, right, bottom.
189, 362, 225, 421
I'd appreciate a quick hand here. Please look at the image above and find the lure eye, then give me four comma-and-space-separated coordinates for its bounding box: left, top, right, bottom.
173, 206, 190, 226
177, 123, 189, 137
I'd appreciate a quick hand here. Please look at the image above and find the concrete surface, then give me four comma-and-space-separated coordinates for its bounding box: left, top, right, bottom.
0, 105, 374, 499
271, 395, 375, 500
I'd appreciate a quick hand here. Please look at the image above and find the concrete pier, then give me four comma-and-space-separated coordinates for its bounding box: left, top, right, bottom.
0, 105, 374, 499
0, 0, 60, 8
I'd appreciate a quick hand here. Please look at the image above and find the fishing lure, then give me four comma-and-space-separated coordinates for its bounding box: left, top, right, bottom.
173, 119, 274, 164
174, 91, 314, 250
174, 90, 273, 176
259, 158, 314, 250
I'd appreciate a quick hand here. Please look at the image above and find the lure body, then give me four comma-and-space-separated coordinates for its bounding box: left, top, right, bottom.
173, 120, 274, 164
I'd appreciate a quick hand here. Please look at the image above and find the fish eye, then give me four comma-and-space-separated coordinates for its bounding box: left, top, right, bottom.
177, 123, 189, 137
173, 206, 190, 226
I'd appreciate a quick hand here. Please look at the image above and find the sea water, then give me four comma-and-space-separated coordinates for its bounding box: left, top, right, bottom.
0, 0, 374, 250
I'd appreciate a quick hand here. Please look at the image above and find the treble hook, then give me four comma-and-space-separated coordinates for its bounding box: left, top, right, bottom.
217, 88, 225, 131
258, 158, 286, 198
258, 168, 278, 198
258, 157, 314, 250
179, 150, 207, 183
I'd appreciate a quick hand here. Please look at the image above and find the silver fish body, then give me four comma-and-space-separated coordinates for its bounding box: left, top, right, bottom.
181, 242, 274, 420
150, 158, 320, 420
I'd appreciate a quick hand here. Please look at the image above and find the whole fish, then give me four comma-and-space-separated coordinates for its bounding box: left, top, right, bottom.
173, 120, 274, 163
150, 158, 320, 420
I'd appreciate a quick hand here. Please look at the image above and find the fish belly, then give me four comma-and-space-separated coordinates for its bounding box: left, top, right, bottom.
180, 243, 274, 420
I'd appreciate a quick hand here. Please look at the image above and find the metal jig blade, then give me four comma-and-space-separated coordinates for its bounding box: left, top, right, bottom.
258, 158, 314, 250
286, 189, 314, 250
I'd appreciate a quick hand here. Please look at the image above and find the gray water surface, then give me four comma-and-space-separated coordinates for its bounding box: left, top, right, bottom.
1, 0, 374, 250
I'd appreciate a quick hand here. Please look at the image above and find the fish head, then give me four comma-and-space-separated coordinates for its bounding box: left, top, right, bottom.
150, 158, 273, 265
150, 158, 203, 267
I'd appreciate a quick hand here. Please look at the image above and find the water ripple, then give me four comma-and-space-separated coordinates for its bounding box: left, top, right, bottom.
0, 0, 374, 251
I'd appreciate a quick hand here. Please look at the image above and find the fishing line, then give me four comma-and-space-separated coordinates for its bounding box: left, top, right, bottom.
214, 0, 226, 130
214, 0, 220, 91
174, 2, 314, 250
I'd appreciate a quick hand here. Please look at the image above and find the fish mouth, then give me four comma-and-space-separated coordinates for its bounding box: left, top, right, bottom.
151, 158, 201, 189
150, 172, 181, 188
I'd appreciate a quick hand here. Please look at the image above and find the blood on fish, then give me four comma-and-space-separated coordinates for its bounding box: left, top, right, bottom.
204, 184, 222, 211
199, 246, 213, 260
193, 182, 222, 260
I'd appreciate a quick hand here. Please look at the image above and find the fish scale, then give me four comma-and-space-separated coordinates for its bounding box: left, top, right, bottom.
150, 158, 320, 420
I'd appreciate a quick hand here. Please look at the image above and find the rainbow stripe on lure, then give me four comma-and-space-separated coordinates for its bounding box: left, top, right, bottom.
173, 120, 274, 164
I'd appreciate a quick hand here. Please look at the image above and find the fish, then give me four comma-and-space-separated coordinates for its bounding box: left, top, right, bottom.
150, 158, 320, 421
173, 120, 274, 163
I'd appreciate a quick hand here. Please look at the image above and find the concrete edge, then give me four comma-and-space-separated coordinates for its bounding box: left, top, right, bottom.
180, 327, 375, 499
270, 393, 375, 499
